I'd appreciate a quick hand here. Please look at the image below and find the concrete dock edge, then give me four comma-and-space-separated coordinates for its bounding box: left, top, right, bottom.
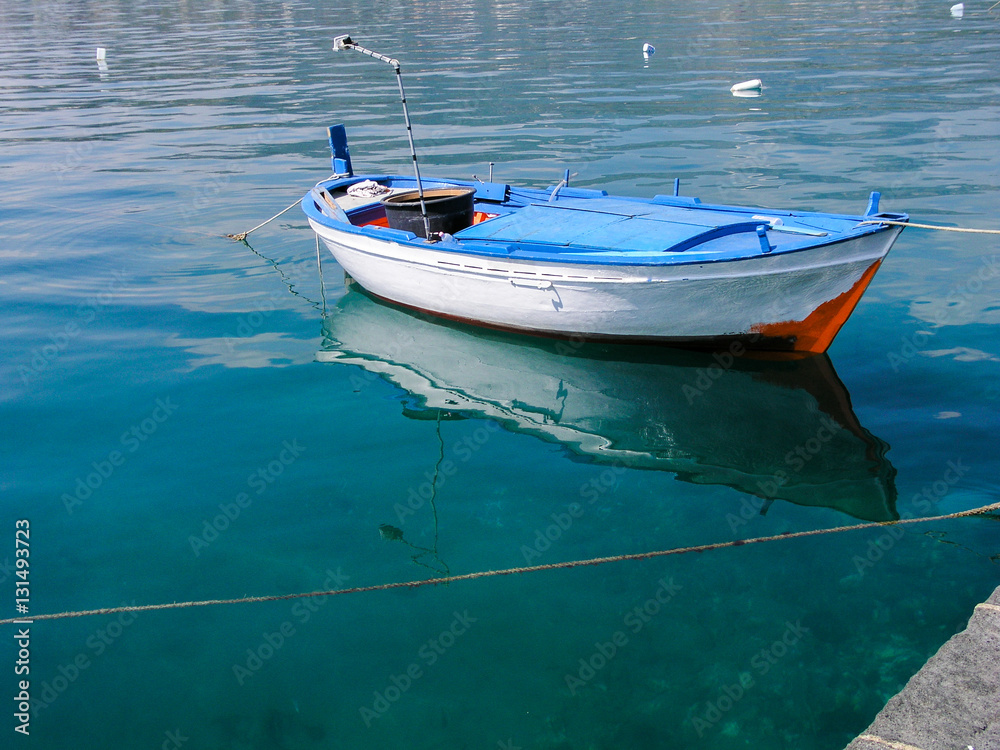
845, 584, 1000, 750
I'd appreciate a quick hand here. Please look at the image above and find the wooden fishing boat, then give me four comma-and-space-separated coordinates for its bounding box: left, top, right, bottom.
303, 37, 907, 353
303, 125, 906, 354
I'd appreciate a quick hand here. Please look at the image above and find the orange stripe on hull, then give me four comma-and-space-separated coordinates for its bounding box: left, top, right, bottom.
752, 260, 883, 354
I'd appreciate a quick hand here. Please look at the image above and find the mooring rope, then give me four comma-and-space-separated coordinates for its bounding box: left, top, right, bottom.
2, 501, 997, 627
226, 197, 303, 243
861, 219, 1000, 235
226, 174, 337, 242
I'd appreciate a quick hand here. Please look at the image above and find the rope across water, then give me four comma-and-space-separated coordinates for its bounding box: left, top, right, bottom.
859, 219, 1000, 235
3, 501, 997, 627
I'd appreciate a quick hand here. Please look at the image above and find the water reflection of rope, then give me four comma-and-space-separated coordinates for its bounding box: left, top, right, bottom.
240, 237, 326, 313
378, 411, 451, 577
316, 235, 329, 318
3, 501, 997, 626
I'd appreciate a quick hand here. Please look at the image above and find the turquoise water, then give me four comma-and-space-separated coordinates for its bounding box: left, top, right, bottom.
2, 0, 999, 747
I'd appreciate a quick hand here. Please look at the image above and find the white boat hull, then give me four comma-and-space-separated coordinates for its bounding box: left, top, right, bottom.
310, 218, 902, 353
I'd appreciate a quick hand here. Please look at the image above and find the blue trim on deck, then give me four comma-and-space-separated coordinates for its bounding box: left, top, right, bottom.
302, 173, 905, 269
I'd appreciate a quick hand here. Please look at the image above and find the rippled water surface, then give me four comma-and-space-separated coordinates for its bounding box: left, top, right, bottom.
2, 1, 999, 748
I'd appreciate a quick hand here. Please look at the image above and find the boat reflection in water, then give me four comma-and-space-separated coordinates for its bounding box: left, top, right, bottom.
317, 290, 897, 522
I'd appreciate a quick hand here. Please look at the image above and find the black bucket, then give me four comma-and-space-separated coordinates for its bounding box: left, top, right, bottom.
381, 187, 476, 238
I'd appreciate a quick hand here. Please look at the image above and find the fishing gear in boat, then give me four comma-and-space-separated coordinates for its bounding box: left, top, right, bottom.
333, 34, 434, 241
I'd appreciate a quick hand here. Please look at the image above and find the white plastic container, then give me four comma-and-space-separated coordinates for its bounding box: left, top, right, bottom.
730, 79, 763, 93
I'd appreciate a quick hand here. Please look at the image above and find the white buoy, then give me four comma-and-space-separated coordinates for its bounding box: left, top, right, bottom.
950, 3, 964, 18
642, 42, 655, 58
730, 79, 763, 93
96, 47, 106, 60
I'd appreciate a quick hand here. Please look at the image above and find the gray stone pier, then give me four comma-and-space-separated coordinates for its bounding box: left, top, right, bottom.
846, 585, 1000, 750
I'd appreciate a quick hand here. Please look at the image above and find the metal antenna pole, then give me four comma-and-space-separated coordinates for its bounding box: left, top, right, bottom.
333, 35, 432, 240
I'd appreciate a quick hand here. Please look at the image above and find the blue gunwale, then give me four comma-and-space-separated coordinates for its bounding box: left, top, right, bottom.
302, 174, 907, 268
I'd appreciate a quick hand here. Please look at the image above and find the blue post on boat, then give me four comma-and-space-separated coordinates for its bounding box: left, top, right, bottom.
865, 191, 881, 216
328, 125, 354, 177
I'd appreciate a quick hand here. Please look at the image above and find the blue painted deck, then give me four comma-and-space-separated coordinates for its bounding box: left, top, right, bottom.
304, 174, 900, 266
456, 199, 765, 254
